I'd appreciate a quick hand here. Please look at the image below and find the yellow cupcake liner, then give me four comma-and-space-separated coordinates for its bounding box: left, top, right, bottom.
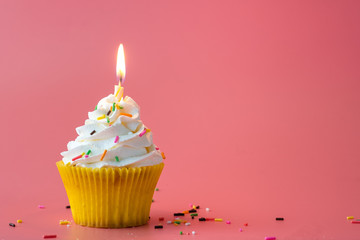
56, 161, 164, 228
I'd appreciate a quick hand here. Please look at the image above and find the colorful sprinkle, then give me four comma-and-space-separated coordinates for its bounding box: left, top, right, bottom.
185, 222, 191, 226
183, 210, 189, 214
97, 114, 105, 120
199, 218, 206, 221
100, 150, 107, 161
90, 130, 96, 135
180, 231, 183, 235
155, 188, 159, 191
146, 128, 151, 133
17, 220, 22, 223
120, 113, 132, 117
43, 235, 57, 239
106, 116, 110, 123
154, 225, 163, 229
161, 152, 166, 159
189, 209, 197, 213
116, 105, 124, 110
107, 110, 111, 116
72, 155, 82, 161
167, 221, 172, 224
244, 223, 248, 226
276, 217, 284, 221
159, 217, 164, 221
265, 237, 276, 240
139, 128, 147, 137
347, 216, 354, 220
59, 220, 70, 225
115, 156, 119, 162
38, 205, 45, 209
214, 218, 223, 222
226, 221, 231, 224
95, 105, 97, 110
86, 150, 91, 155
192, 231, 196, 235
9, 223, 15, 227
174, 213, 185, 216
206, 218, 215, 221
66, 205, 70, 209
156, 147, 160, 150
112, 103, 116, 111
206, 208, 210, 212
239, 228, 243, 232
81, 152, 85, 156
351, 221, 360, 224
190, 213, 198, 217
114, 136, 119, 143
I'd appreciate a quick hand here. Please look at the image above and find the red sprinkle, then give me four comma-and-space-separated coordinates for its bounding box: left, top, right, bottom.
206, 218, 215, 221
352, 221, 360, 224
159, 217, 164, 221
72, 155, 82, 161
244, 223, 248, 226
43, 235, 57, 239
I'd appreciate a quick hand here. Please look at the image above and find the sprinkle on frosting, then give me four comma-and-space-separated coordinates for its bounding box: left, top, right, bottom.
115, 156, 119, 162
120, 113, 132, 117
72, 155, 82, 161
100, 150, 107, 161
97, 114, 105, 120
107, 110, 111, 116
139, 128, 147, 137
106, 116, 110, 123
90, 130, 96, 135
114, 136, 119, 143
112, 103, 116, 111
86, 150, 91, 155
161, 152, 166, 159
95, 105, 97, 110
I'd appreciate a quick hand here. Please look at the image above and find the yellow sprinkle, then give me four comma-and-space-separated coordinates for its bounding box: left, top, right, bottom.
81, 152, 85, 156
347, 216, 354, 220
161, 152, 166, 159
120, 113, 132, 117
146, 129, 151, 133
192, 205, 196, 210
17, 220, 22, 223
100, 149, 107, 161
215, 218, 223, 222
59, 220, 70, 225
97, 114, 105, 120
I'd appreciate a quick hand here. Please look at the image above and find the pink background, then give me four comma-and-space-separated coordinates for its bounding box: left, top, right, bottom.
1, 0, 360, 239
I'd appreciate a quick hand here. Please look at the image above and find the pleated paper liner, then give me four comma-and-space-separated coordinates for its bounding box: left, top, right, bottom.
56, 161, 164, 228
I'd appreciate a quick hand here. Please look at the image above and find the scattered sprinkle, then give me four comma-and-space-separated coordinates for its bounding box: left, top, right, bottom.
206, 218, 215, 221
66, 205, 70, 209
206, 208, 210, 212
199, 217, 206, 221
95, 105, 97, 110
116, 105, 124, 110
196, 206, 200, 209
152, 199, 154, 202
265, 237, 276, 240
59, 220, 71, 225
239, 228, 243, 232
276, 217, 284, 221
192, 216, 194, 219
192, 231, 196, 235
215, 218, 223, 222
9, 223, 15, 227
159, 217, 164, 221
38, 205, 45, 209
106, 116, 110, 123
72, 155, 82, 161
97, 114, 105, 120
107, 110, 111, 116
112, 103, 116, 111
351, 221, 360, 224
156, 147, 160, 150
155, 188, 159, 191
154, 225, 163, 229
139, 128, 147, 137
115, 156, 119, 162
146, 128, 151, 133
193, 205, 197, 210
100, 150, 107, 161
90, 130, 96, 135
161, 152, 166, 159
114, 136, 119, 143
190, 213, 198, 217
244, 223, 248, 226
347, 216, 354, 220
86, 150, 91, 155
189, 209, 197, 213
17, 220, 22, 223
174, 213, 185, 216
120, 113, 132, 117
180, 231, 183, 235
185, 222, 191, 226
189, 203, 193, 208
167, 221, 172, 224
226, 221, 231, 224
43, 235, 57, 239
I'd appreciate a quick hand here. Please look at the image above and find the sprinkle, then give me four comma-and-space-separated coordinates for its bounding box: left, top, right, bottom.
193, 205, 196, 210
120, 113, 132, 117
95, 105, 97, 110
190, 213, 198, 217
154, 225, 163, 229
276, 217, 284, 221
161, 152, 166, 159
206, 218, 215, 221
114, 136, 119, 143
115, 156, 119, 162
86, 150, 91, 155
116, 105, 124, 110
159, 217, 164, 221
226, 221, 231, 224
192, 216, 194, 219
9, 223, 15, 227
72, 155, 82, 161
106, 116, 110, 123
192, 231, 196, 235
66, 205, 70, 209
351, 221, 360, 224
90, 130, 96, 135
265, 237, 276, 240
173, 220, 181, 224
206, 208, 210, 212
107, 110, 111, 116
183, 210, 189, 214
38, 205, 45, 209
97, 114, 105, 120
152, 199, 154, 202
347, 216, 354, 220
180, 231, 183, 235
167, 221, 172, 224
155, 188, 159, 191
146, 128, 151, 133
156, 147, 160, 150
139, 128, 147, 137
244, 223, 248, 226
214, 218, 223, 222
81, 152, 85, 156
185, 222, 191, 226
174, 213, 185, 216
43, 235, 57, 239
189, 209, 197, 213
196, 206, 200, 209
59, 220, 70, 225
112, 103, 116, 111
100, 150, 107, 161
199, 218, 206, 221
189, 203, 193, 208
239, 228, 243, 232
17, 220, 22, 223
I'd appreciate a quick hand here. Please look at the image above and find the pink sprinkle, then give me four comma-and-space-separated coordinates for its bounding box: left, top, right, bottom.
265, 237, 276, 240
189, 203, 193, 208
226, 221, 231, 224
114, 136, 119, 143
139, 128, 147, 137
85, 155, 89, 158
156, 147, 160, 150
38, 205, 45, 209
239, 228, 243, 232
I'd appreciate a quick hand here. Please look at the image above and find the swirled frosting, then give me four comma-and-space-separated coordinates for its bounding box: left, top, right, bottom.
60, 86, 163, 168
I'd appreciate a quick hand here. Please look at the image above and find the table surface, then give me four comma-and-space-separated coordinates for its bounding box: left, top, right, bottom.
1, 0, 360, 239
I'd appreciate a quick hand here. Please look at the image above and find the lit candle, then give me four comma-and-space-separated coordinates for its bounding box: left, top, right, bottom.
115, 44, 126, 101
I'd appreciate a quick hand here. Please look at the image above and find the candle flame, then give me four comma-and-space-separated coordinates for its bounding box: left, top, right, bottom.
116, 44, 126, 83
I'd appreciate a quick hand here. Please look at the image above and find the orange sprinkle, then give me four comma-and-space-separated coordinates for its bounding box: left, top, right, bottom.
100, 150, 107, 161
146, 129, 151, 133
120, 113, 132, 118
182, 210, 189, 214
161, 152, 166, 159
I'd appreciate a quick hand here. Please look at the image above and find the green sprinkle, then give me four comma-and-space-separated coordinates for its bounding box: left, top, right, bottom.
86, 150, 91, 155
106, 116, 110, 123
95, 105, 97, 110
155, 188, 159, 191
112, 103, 115, 111
180, 231, 183, 235
120, 106, 124, 109
174, 221, 181, 224
190, 213, 198, 216
115, 156, 119, 162
152, 199, 154, 202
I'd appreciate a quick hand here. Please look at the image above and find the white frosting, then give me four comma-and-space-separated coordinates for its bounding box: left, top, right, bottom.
61, 88, 163, 168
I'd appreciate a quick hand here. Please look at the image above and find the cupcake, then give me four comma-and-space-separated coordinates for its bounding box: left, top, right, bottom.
57, 82, 164, 228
